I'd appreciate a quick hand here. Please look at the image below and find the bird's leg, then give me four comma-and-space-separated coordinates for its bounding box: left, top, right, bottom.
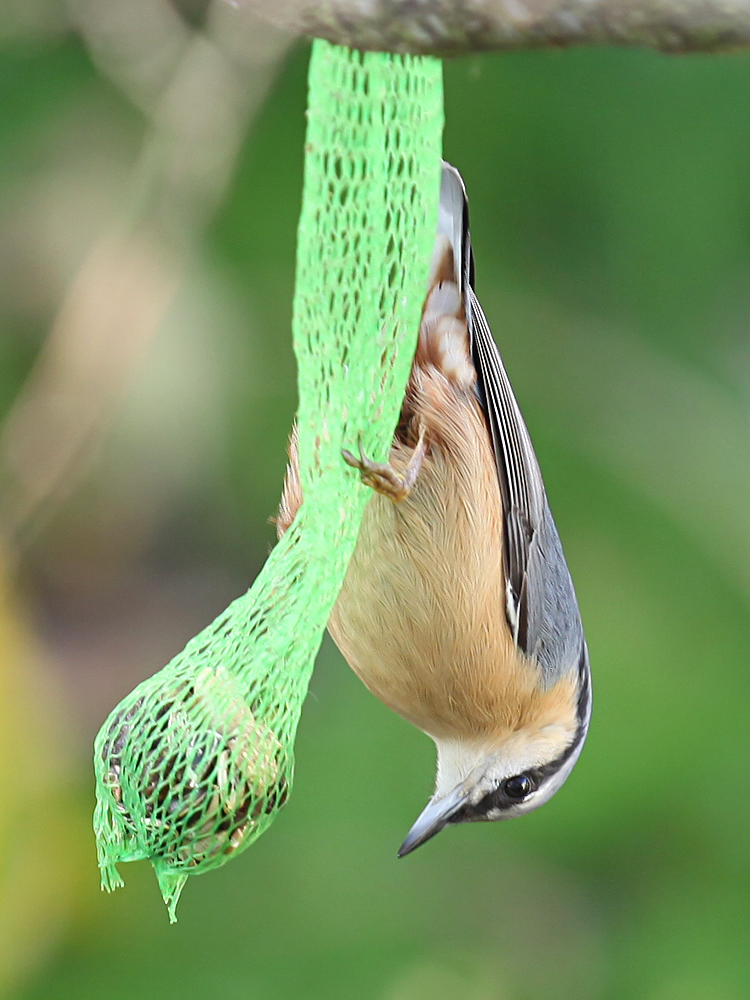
342, 424, 426, 503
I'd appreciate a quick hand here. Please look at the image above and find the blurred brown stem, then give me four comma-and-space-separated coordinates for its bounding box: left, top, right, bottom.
242, 0, 750, 54
0, 1, 290, 553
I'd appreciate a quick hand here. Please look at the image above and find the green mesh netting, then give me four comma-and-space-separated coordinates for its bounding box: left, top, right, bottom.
93, 39, 444, 922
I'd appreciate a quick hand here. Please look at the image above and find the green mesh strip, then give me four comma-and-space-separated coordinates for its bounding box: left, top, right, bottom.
92, 40, 443, 922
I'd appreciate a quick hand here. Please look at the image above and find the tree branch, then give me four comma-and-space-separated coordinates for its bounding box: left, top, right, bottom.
240, 0, 750, 54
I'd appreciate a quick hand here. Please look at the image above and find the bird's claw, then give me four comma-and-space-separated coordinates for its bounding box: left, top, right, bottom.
342, 428, 426, 503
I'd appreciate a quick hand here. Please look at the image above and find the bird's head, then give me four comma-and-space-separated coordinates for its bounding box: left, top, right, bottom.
398, 688, 590, 856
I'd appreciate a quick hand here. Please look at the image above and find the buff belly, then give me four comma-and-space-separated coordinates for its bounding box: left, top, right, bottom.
326, 365, 539, 743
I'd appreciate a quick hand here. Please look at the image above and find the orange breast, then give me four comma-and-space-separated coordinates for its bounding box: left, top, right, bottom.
328, 362, 559, 742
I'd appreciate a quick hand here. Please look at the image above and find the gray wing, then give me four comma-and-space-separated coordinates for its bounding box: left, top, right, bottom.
467, 286, 583, 681
439, 164, 583, 682
468, 288, 584, 683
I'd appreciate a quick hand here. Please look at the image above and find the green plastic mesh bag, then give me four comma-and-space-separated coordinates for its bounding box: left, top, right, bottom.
93, 39, 443, 921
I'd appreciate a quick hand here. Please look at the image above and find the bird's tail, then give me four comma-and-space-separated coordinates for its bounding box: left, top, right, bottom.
416, 162, 475, 389
427, 161, 472, 296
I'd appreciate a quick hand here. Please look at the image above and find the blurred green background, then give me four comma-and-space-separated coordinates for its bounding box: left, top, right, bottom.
1, 2, 750, 998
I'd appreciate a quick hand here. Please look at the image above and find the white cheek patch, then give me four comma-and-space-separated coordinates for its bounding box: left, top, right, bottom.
433, 725, 577, 800
433, 739, 484, 794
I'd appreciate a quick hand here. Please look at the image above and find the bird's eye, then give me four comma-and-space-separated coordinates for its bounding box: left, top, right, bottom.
502, 774, 534, 800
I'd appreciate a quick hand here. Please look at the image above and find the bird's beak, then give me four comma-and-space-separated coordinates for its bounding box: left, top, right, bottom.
398, 783, 471, 857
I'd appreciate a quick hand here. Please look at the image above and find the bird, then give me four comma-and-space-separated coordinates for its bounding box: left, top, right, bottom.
276, 161, 591, 857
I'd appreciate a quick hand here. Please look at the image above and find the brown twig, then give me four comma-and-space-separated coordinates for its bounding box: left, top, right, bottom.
0, 1, 290, 551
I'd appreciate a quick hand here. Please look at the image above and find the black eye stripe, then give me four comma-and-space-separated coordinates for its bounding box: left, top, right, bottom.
452, 645, 592, 823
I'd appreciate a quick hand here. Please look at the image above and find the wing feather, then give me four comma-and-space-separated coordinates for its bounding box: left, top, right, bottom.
440, 163, 584, 680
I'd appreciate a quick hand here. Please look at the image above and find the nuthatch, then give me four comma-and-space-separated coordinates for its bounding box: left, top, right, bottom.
277, 162, 591, 856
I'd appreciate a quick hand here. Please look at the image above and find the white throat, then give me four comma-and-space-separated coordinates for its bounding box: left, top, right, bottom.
432, 723, 578, 799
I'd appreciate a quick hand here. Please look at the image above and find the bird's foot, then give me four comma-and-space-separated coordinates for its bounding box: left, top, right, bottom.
342, 426, 426, 503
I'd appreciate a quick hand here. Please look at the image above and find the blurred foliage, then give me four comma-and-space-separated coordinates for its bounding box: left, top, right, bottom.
0, 553, 88, 994
0, 10, 750, 1000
